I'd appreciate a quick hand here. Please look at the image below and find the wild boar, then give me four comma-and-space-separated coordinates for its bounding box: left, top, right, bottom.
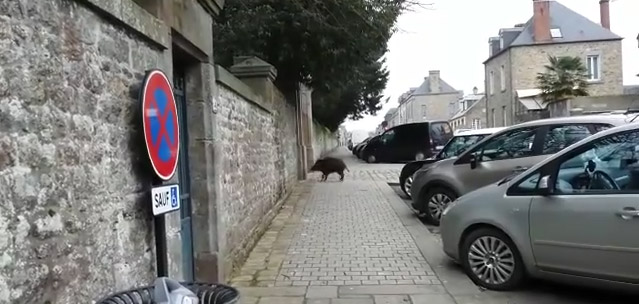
310, 157, 349, 182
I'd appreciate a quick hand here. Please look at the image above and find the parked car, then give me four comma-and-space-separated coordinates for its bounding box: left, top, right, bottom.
356, 136, 379, 159
352, 137, 372, 156
440, 122, 639, 291
361, 121, 453, 163
399, 127, 505, 198
411, 115, 634, 225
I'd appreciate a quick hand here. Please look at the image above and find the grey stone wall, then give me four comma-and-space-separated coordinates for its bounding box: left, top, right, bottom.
215, 78, 301, 278
312, 122, 339, 161
0, 0, 167, 302
484, 50, 513, 127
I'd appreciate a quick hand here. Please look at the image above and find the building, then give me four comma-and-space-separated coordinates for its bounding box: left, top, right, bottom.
396, 71, 463, 124
449, 88, 487, 130
384, 108, 398, 128
484, 0, 623, 127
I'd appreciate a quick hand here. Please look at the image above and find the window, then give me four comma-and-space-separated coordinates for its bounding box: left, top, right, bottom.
550, 28, 563, 38
502, 106, 507, 126
472, 118, 481, 129
430, 122, 453, 147
542, 125, 592, 154
587, 55, 601, 81
440, 134, 487, 159
381, 129, 395, 144
479, 128, 537, 161
489, 71, 495, 95
499, 37, 504, 49
421, 105, 427, 118
553, 130, 639, 194
491, 109, 496, 127
511, 171, 542, 195
500, 65, 506, 91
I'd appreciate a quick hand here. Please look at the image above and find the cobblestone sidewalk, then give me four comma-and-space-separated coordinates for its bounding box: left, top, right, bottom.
230, 155, 456, 304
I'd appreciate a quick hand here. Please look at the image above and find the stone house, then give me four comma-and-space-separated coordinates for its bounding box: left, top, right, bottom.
449, 92, 488, 131
396, 71, 463, 124
484, 0, 624, 127
0, 0, 336, 302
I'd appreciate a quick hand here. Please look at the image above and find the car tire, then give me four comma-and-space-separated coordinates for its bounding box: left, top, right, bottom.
366, 154, 377, 163
401, 176, 413, 199
422, 187, 457, 226
415, 152, 425, 161
460, 228, 526, 291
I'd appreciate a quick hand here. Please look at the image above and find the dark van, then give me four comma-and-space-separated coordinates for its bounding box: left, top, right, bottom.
361, 121, 453, 163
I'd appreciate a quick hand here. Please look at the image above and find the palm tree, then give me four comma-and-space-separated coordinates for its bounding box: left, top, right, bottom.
536, 55, 590, 103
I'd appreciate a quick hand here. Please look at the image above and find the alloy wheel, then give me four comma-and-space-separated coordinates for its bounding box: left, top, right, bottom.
427, 193, 451, 221
403, 176, 413, 197
415, 152, 425, 161
467, 236, 516, 286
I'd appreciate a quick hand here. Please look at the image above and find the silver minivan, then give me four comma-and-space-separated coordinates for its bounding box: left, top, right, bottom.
411, 115, 635, 225
440, 122, 639, 291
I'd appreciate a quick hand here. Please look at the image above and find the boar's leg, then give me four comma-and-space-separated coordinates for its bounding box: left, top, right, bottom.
339, 170, 345, 182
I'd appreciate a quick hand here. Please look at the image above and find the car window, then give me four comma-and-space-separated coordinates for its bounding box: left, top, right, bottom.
439, 135, 486, 159
592, 124, 614, 133
381, 130, 395, 144
510, 171, 541, 194
542, 124, 592, 154
479, 128, 537, 161
554, 130, 639, 194
430, 123, 453, 147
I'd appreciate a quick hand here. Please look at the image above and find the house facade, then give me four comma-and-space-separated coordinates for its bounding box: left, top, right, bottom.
395, 71, 463, 124
484, 0, 624, 127
450, 92, 487, 131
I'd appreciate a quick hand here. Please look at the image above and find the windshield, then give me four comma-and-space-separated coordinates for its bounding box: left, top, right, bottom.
430, 122, 453, 147
438, 134, 487, 159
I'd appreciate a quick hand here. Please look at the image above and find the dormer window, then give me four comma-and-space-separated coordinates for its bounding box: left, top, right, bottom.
550, 28, 563, 38
499, 37, 504, 49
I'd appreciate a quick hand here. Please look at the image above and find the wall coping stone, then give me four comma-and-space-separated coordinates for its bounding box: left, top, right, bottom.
215, 65, 272, 113
81, 0, 170, 48
230, 56, 278, 81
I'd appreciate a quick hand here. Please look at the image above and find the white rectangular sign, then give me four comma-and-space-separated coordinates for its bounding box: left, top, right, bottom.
152, 184, 180, 216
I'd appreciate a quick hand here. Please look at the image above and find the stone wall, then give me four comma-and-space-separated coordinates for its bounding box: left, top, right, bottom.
0, 1, 166, 302
214, 65, 301, 279
312, 121, 339, 161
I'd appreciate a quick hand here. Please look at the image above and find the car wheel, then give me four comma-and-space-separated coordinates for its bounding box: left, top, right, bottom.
402, 176, 413, 199
366, 154, 377, 163
460, 228, 525, 291
423, 187, 457, 226
415, 152, 425, 161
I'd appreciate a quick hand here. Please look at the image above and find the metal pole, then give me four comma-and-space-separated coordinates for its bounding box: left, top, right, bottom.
155, 214, 168, 277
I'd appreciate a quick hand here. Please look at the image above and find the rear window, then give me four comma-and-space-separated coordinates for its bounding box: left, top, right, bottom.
430, 122, 453, 147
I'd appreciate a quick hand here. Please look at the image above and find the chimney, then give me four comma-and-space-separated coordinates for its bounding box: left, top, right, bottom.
600, 0, 610, 30
428, 70, 440, 93
533, 0, 551, 42
473, 86, 478, 95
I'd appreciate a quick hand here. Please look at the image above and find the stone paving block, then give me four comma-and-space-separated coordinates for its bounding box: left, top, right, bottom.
410, 294, 457, 304
306, 299, 331, 304
373, 295, 411, 304
240, 296, 259, 304
331, 299, 374, 304
306, 286, 338, 298
239, 287, 307, 297
258, 296, 304, 304
338, 285, 447, 295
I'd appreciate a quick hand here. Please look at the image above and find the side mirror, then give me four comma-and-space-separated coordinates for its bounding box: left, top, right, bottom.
469, 153, 478, 169
537, 175, 552, 196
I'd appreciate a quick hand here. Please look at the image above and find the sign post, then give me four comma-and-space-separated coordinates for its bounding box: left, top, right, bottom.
140, 69, 181, 277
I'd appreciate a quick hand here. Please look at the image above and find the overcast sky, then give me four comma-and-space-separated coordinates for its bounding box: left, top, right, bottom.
343, 0, 639, 133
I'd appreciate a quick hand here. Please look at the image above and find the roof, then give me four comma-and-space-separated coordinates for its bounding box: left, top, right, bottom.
485, 1, 622, 64
450, 96, 486, 120
412, 77, 459, 95
515, 89, 547, 111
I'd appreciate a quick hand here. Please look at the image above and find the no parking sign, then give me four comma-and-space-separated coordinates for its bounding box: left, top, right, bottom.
140, 69, 181, 216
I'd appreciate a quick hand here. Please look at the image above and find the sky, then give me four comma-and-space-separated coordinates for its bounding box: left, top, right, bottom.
343, 0, 639, 133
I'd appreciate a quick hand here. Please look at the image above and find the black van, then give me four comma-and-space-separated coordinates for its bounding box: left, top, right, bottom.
361, 121, 453, 163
